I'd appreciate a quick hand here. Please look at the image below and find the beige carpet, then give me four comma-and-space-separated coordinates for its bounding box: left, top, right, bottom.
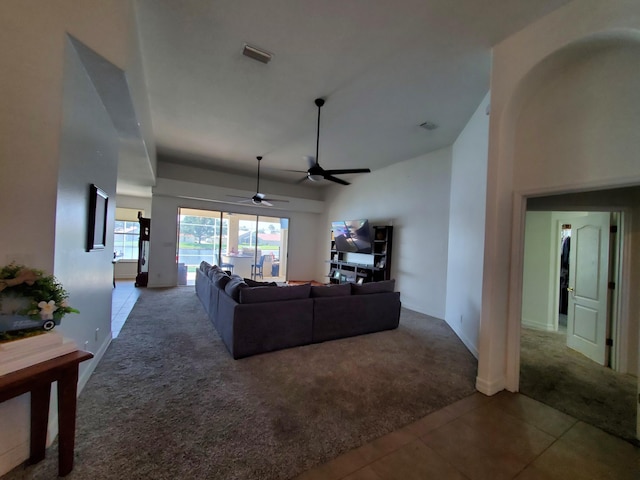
4, 288, 477, 480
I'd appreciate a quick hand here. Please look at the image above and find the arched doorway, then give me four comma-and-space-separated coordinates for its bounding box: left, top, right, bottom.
475, 5, 640, 444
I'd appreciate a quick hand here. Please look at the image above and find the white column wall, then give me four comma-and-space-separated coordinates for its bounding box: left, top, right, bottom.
477, 0, 640, 394
445, 93, 490, 357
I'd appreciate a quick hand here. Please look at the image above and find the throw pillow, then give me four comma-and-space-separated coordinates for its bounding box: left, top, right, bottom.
351, 279, 395, 295
310, 283, 351, 297
224, 277, 247, 301
213, 271, 231, 289
207, 265, 221, 280
239, 284, 311, 304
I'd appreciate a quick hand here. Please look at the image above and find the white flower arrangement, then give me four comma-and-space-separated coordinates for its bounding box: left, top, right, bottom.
0, 263, 79, 321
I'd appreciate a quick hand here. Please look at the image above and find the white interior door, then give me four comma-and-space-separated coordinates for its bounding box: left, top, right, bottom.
566, 212, 610, 365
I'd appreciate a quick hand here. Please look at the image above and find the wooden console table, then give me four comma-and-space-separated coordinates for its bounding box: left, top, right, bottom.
0, 350, 93, 476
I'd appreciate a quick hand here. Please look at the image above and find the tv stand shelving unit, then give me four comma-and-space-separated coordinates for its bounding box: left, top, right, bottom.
328, 225, 393, 285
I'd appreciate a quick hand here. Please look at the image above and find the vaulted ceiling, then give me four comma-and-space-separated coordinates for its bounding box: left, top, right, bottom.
133, 0, 571, 187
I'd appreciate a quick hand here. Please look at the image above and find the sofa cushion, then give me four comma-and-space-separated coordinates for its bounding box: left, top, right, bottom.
243, 278, 278, 287
224, 277, 247, 301
239, 284, 311, 304
310, 283, 351, 297
206, 266, 218, 280
200, 261, 211, 271
351, 279, 395, 295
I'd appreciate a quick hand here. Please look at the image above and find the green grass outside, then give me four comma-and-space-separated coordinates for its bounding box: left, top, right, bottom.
178, 242, 280, 252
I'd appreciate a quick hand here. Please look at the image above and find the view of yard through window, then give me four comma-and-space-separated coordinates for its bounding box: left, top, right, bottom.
114, 208, 143, 260
177, 208, 289, 284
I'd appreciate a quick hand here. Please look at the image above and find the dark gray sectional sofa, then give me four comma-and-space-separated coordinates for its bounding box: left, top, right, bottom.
195, 261, 401, 359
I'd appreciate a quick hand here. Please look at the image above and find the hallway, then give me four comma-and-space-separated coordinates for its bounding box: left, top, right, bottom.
111, 280, 141, 338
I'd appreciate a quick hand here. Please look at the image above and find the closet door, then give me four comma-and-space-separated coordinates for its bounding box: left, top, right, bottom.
566, 213, 610, 365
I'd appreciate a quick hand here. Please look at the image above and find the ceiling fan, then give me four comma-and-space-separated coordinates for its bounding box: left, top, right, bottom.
295, 98, 371, 186
227, 156, 289, 207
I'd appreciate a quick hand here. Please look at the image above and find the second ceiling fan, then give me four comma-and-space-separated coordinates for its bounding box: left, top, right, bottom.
297, 98, 371, 186
227, 156, 289, 207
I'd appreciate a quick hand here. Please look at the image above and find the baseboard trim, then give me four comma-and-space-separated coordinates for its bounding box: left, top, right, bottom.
447, 323, 478, 359
521, 318, 556, 332
0, 441, 29, 477
475, 375, 505, 396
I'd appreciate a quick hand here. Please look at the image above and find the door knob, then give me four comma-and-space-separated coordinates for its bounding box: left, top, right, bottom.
567, 287, 574, 292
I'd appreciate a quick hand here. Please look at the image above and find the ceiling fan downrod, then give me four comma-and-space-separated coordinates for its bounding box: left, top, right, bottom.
314, 98, 324, 167
255, 156, 262, 194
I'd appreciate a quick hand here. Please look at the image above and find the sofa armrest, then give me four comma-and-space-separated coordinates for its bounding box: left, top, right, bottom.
195, 269, 211, 313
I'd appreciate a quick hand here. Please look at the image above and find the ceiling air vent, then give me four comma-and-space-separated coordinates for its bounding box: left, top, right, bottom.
242, 44, 272, 64
419, 121, 438, 131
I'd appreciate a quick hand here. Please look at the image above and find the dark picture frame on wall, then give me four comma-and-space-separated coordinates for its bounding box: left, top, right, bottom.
87, 184, 108, 251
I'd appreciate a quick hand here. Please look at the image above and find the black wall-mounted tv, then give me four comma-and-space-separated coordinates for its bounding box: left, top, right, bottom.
332, 219, 373, 253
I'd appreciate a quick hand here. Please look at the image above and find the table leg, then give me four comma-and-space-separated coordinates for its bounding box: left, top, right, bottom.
57, 366, 79, 476
29, 384, 51, 464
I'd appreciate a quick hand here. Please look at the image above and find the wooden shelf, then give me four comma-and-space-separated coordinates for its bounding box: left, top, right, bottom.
327, 225, 393, 284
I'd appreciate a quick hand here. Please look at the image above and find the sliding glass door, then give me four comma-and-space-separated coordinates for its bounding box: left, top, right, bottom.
177, 208, 288, 285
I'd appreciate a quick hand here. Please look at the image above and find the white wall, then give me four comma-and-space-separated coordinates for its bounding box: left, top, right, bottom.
55, 36, 119, 363
477, 0, 640, 395
116, 194, 152, 216
522, 212, 560, 331
513, 42, 640, 191
521, 212, 555, 331
322, 147, 452, 318
0, 0, 133, 272
444, 93, 490, 356
0, 1, 151, 475
520, 212, 592, 332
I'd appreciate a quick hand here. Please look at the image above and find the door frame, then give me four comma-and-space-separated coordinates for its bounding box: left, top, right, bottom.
613, 210, 632, 372
563, 212, 613, 366
548, 213, 623, 368
507, 193, 635, 392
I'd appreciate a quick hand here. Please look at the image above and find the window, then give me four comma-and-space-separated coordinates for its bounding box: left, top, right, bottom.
177, 208, 289, 285
114, 208, 142, 260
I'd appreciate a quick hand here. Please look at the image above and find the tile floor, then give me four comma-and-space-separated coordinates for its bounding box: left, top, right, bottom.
294, 392, 639, 480
111, 282, 638, 479
110, 280, 141, 338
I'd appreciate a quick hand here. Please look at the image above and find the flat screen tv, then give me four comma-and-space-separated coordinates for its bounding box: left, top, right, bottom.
332, 219, 372, 253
